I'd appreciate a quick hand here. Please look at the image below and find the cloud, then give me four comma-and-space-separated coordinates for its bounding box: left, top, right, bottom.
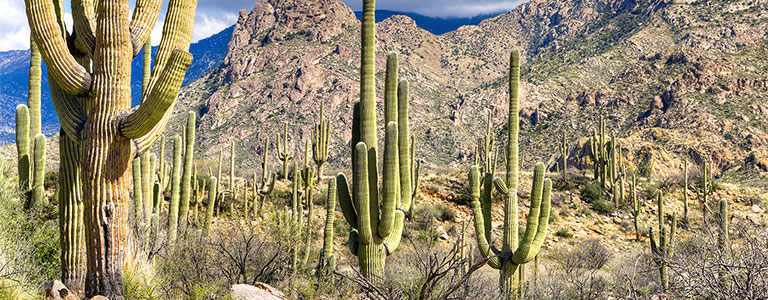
0, 0, 31, 51
341, 0, 525, 18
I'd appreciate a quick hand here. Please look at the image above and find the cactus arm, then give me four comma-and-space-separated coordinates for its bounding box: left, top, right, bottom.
359, 0, 377, 150
337, 173, 358, 229
203, 177, 217, 234
71, 0, 96, 55
469, 166, 502, 269
384, 53, 399, 124
383, 211, 405, 254
16, 105, 31, 197
512, 170, 551, 264
120, 50, 193, 139
25, 0, 92, 96
506, 50, 520, 190
649, 226, 658, 254
30, 134, 46, 208
398, 80, 412, 211
49, 82, 86, 140
378, 123, 399, 239
129, 0, 162, 56
353, 143, 373, 245
168, 135, 183, 242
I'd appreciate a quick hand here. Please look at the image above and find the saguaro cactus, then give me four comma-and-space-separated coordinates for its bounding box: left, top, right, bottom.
256, 138, 276, 216
337, 41, 416, 278
630, 174, 641, 241
469, 50, 552, 300
559, 131, 569, 175
313, 101, 330, 181
31, 134, 46, 210
168, 136, 183, 243
24, 0, 197, 295
718, 198, 729, 251
59, 131, 85, 296
29, 38, 42, 140
649, 190, 676, 292
179, 111, 196, 229
316, 177, 337, 277
277, 124, 294, 179
16, 105, 31, 200
683, 160, 689, 225
203, 177, 218, 234
700, 159, 714, 219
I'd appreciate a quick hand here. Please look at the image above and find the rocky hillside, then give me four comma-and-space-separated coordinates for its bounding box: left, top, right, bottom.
164, 0, 767, 190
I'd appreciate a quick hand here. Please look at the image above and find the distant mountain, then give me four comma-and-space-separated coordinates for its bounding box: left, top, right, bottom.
354, 10, 502, 35
0, 25, 234, 144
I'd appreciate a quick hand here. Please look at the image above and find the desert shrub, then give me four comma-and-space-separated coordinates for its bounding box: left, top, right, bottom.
592, 199, 615, 215
579, 182, 603, 202
530, 239, 612, 299
555, 228, 573, 239
413, 202, 457, 230
155, 234, 229, 300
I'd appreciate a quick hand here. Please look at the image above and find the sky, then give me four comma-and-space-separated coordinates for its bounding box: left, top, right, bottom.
1, 0, 524, 51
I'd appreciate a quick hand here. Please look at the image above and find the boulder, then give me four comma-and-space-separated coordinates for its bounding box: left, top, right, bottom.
231, 283, 286, 300
42, 281, 74, 300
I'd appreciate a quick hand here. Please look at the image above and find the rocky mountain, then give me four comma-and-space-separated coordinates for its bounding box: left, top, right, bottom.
0, 26, 233, 144
354, 10, 503, 35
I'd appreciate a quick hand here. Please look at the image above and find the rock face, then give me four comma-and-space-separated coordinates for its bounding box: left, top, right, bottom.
170, 0, 768, 175
42, 281, 72, 300
231, 283, 287, 300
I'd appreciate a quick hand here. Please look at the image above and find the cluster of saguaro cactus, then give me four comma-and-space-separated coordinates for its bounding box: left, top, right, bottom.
316, 177, 337, 277
630, 174, 641, 241
588, 117, 624, 205
24, 0, 198, 295
277, 124, 295, 180
336, 15, 418, 277
559, 131, 570, 175
476, 110, 498, 176
313, 101, 330, 181
649, 190, 676, 292
16, 105, 46, 210
469, 50, 552, 300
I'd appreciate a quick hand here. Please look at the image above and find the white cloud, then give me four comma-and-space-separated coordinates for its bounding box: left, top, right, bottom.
0, 0, 31, 50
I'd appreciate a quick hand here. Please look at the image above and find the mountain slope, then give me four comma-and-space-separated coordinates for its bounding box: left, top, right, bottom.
354, 10, 503, 35
166, 0, 768, 186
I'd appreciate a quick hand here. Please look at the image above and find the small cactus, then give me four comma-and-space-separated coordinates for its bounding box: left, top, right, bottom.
16, 105, 31, 202
31, 134, 46, 210
718, 198, 729, 251
649, 190, 676, 292
313, 101, 330, 181
558, 131, 569, 175
203, 177, 218, 234
700, 159, 714, 220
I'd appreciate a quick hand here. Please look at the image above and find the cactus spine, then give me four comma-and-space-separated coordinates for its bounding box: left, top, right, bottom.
203, 177, 218, 234
313, 101, 330, 181
559, 131, 569, 175
179, 111, 196, 229
16, 105, 31, 202
469, 51, 552, 300
337, 37, 416, 277
317, 177, 337, 276
649, 190, 676, 292
277, 124, 294, 179
169, 136, 183, 243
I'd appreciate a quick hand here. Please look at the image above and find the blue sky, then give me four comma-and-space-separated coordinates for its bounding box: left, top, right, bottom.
1, 0, 524, 51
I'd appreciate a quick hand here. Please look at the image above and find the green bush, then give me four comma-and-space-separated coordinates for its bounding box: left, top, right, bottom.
593, 199, 615, 215
580, 182, 604, 202
555, 228, 574, 239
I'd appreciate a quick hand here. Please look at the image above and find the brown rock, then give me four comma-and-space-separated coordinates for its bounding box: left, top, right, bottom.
231, 283, 287, 300
42, 281, 74, 300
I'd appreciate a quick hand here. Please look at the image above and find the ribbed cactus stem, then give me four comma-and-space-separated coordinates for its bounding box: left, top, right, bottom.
159, 136, 166, 192
317, 177, 337, 276
132, 158, 144, 225
58, 131, 85, 296
718, 198, 728, 251
469, 51, 552, 300
31, 134, 46, 210
559, 131, 569, 175
203, 177, 218, 234
700, 159, 713, 220
29, 38, 42, 140
683, 160, 689, 225
313, 101, 330, 181
277, 123, 294, 180
179, 111, 196, 230
649, 190, 673, 291
630, 175, 640, 241
169, 135, 183, 243
16, 105, 31, 203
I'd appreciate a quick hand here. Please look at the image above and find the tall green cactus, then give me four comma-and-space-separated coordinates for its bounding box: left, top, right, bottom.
683, 160, 689, 225
718, 198, 728, 251
337, 40, 416, 277
16, 105, 31, 202
159, 136, 167, 192
300, 140, 315, 269
179, 111, 196, 229
29, 38, 42, 140
203, 177, 218, 234
316, 177, 337, 277
313, 101, 330, 181
558, 131, 569, 175
649, 190, 676, 292
630, 174, 641, 241
700, 159, 714, 220
277, 124, 294, 180
230, 141, 235, 196
469, 50, 552, 300
169, 135, 183, 243
256, 138, 276, 216
476, 110, 497, 175
31, 134, 46, 210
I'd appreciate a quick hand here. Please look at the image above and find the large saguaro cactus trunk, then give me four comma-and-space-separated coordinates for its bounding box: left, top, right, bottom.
24, 0, 197, 297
